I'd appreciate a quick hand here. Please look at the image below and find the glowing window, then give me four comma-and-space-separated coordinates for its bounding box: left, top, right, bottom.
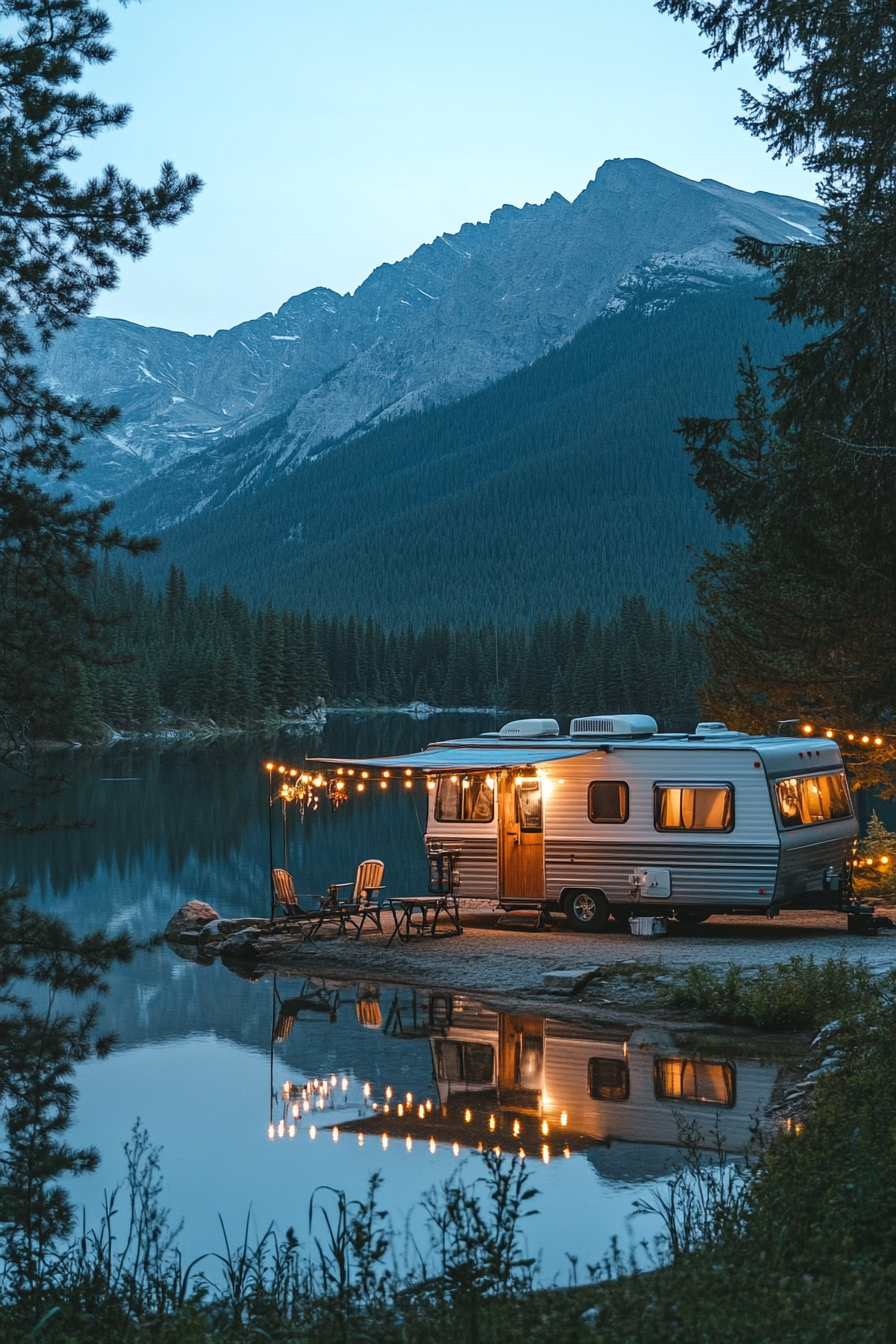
433, 1040, 495, 1084
654, 785, 734, 832
774, 771, 852, 828
434, 774, 494, 823
654, 1057, 735, 1107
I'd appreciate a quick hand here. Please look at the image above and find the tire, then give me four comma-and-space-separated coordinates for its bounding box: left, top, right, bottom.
563, 889, 609, 933
673, 908, 712, 926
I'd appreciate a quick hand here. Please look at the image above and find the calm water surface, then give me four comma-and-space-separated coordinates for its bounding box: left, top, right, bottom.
5, 713, 786, 1281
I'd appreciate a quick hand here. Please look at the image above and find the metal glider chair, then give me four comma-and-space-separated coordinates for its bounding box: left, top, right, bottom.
326, 859, 386, 939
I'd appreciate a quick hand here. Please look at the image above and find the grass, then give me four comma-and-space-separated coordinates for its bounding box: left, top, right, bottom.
660, 954, 888, 1031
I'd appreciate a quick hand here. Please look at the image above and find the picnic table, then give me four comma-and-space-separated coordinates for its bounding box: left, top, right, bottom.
386, 894, 463, 945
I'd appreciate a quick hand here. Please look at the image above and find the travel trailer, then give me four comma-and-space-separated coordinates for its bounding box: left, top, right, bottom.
313, 715, 859, 931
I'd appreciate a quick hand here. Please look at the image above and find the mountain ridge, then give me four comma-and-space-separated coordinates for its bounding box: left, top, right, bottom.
41, 157, 821, 524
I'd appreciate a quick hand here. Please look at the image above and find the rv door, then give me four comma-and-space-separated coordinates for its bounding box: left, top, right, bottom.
499, 773, 545, 900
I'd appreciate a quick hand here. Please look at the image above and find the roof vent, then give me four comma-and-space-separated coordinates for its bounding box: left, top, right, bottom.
696, 722, 728, 734
570, 714, 657, 738
498, 718, 560, 739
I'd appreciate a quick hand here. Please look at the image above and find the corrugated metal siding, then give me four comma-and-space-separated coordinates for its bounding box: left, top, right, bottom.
541, 748, 780, 907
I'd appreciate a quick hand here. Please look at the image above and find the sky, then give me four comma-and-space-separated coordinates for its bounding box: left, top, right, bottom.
78, 0, 818, 336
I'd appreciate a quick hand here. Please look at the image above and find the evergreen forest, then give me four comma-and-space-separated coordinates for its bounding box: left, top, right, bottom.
121, 282, 800, 626
74, 563, 707, 736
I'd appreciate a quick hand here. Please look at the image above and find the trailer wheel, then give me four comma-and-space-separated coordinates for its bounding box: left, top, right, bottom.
673, 908, 712, 926
564, 890, 609, 933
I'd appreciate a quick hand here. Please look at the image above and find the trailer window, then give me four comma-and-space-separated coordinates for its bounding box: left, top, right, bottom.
588, 1057, 630, 1101
654, 785, 734, 832
434, 774, 495, 822
588, 781, 629, 823
775, 771, 852, 828
654, 1057, 736, 1108
516, 777, 543, 831
433, 1040, 495, 1085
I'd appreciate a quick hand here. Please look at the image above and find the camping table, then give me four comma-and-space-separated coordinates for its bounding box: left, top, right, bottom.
386, 895, 462, 945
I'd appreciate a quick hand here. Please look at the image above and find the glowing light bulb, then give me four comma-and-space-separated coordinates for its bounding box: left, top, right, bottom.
825, 730, 834, 738
489, 1115, 496, 1132
862, 735, 870, 744
282, 1082, 290, 1098
363, 1082, 371, 1098
288, 1124, 296, 1138
397, 1104, 404, 1117
848, 733, 855, 741
452, 1142, 460, 1157
309, 1126, 317, 1140
875, 737, 883, 746
418, 1105, 425, 1119
542, 1145, 550, 1164
268, 1123, 275, 1140
405, 769, 413, 777
882, 857, 889, 864
429, 1138, 436, 1154
303, 1099, 310, 1112
427, 780, 436, 791
357, 783, 365, 792
464, 1109, 472, 1123
383, 771, 391, 778
380, 781, 388, 790
266, 763, 274, 771
330, 1075, 337, 1087
560, 1112, 568, 1127
563, 1147, 571, 1159
336, 781, 345, 791
277, 1120, 285, 1138
361, 771, 369, 779
358, 1134, 364, 1147
382, 1134, 389, 1150
342, 1077, 349, 1092
292, 1103, 300, 1119
541, 1121, 549, 1136
512, 1119, 520, 1137
405, 1092, 413, 1106
332, 1128, 339, 1143
425, 1099, 432, 1112
405, 1136, 413, 1152
802, 725, 813, 735
405, 781, 413, 789
385, 1086, 393, 1099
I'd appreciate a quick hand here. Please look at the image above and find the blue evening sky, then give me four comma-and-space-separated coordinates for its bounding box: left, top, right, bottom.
81, 0, 817, 335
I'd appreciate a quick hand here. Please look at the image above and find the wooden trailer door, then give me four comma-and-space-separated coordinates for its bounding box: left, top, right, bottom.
499, 773, 545, 899
498, 1013, 544, 1112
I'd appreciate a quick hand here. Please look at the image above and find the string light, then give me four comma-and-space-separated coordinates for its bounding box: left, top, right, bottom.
800, 725, 894, 745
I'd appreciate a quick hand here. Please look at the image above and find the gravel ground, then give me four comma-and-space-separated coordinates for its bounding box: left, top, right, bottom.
235, 909, 896, 1018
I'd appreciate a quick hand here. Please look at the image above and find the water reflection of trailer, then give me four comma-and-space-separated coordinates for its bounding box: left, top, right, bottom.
311, 714, 859, 931
335, 992, 778, 1162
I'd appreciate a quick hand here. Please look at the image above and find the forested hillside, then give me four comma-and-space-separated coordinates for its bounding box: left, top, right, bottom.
125, 282, 800, 625
70, 564, 706, 736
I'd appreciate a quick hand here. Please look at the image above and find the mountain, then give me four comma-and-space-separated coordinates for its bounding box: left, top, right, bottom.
42, 158, 821, 520
126, 282, 800, 625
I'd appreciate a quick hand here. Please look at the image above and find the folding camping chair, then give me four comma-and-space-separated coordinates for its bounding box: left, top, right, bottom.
326, 859, 386, 939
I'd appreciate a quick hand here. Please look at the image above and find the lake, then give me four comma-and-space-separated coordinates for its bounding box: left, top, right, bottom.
4, 712, 786, 1285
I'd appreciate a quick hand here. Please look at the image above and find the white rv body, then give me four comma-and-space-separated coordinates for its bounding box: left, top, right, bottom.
313, 719, 859, 922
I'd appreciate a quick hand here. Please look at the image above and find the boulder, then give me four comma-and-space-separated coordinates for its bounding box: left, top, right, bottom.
165, 900, 220, 939
220, 927, 263, 957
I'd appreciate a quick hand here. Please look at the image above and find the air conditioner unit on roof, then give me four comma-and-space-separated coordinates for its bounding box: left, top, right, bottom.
498, 718, 560, 739
570, 714, 657, 738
